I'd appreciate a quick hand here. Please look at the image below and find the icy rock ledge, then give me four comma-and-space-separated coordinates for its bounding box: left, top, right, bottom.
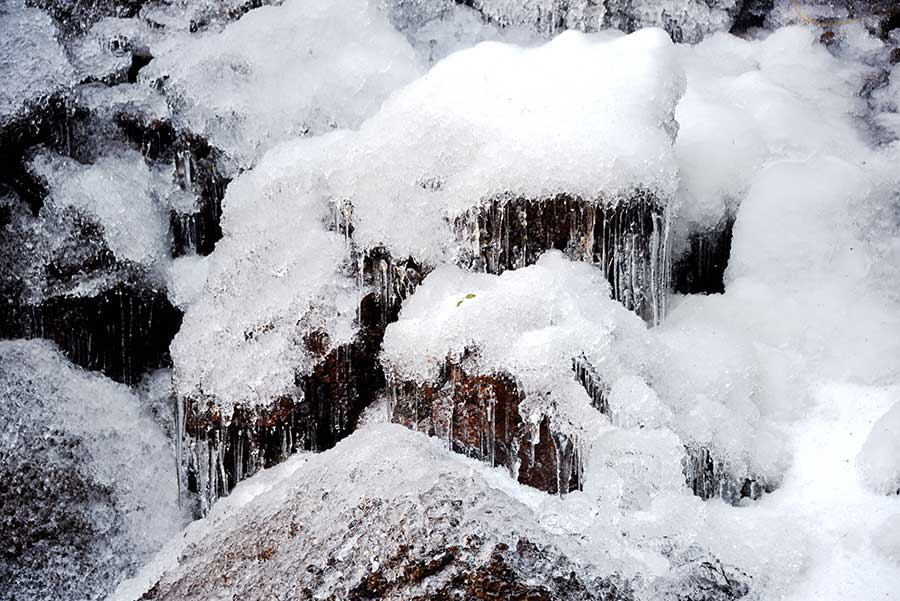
113, 424, 751, 601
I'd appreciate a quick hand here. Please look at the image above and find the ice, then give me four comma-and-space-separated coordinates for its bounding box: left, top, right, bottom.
170, 155, 359, 409
111, 423, 750, 601
165, 254, 209, 309
858, 399, 900, 495
0, 0, 75, 123
29, 149, 174, 269
381, 251, 647, 440
0, 339, 185, 601
141, 0, 422, 167
69, 17, 148, 82
448, 0, 742, 42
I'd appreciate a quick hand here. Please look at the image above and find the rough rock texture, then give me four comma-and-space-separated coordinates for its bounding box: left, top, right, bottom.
126, 425, 751, 601
390, 356, 581, 495
458, 193, 669, 324
132, 425, 633, 601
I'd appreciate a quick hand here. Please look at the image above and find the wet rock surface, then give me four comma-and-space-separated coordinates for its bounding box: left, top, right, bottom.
390, 357, 581, 495
459, 193, 669, 323
180, 248, 426, 508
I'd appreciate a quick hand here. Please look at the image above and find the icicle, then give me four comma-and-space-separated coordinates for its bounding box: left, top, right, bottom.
175, 394, 185, 507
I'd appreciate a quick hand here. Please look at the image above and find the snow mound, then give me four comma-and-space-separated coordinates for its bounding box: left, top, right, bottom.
0, 339, 184, 601
170, 165, 358, 410
382, 251, 647, 439
224, 28, 684, 265
675, 26, 871, 227
142, 0, 422, 167
858, 401, 900, 495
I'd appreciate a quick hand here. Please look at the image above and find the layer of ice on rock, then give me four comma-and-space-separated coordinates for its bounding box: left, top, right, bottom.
230, 28, 683, 266
447, 0, 742, 42
170, 150, 359, 410
112, 423, 743, 601
674, 26, 872, 227
0, 339, 184, 601
29, 149, 174, 269
858, 400, 900, 495
381, 251, 647, 440
141, 0, 422, 167
0, 0, 75, 123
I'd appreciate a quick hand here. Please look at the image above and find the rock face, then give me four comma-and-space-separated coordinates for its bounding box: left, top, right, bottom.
180, 248, 426, 510
0, 282, 182, 385
390, 358, 581, 495
459, 193, 669, 324
128, 425, 630, 601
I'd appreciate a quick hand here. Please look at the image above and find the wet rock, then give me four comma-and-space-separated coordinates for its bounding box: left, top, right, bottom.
0, 282, 182, 386
133, 424, 630, 601
458, 193, 669, 324
168, 134, 229, 257
672, 217, 734, 295
390, 357, 581, 495
180, 249, 426, 510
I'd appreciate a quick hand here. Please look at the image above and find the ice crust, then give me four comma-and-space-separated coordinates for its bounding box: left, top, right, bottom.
172, 28, 684, 413
0, 0, 75, 123
30, 150, 175, 269
0, 340, 184, 601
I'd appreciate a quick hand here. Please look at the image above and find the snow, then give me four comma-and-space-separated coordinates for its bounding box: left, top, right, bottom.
4, 1, 900, 600
0, 340, 185, 601
382, 251, 646, 439
217, 28, 683, 266
0, 0, 75, 123
141, 0, 422, 167
110, 423, 743, 600
170, 166, 358, 409
674, 26, 872, 227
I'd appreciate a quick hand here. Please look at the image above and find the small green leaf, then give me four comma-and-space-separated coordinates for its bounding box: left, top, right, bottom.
465, 293, 476, 299
456, 300, 464, 307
